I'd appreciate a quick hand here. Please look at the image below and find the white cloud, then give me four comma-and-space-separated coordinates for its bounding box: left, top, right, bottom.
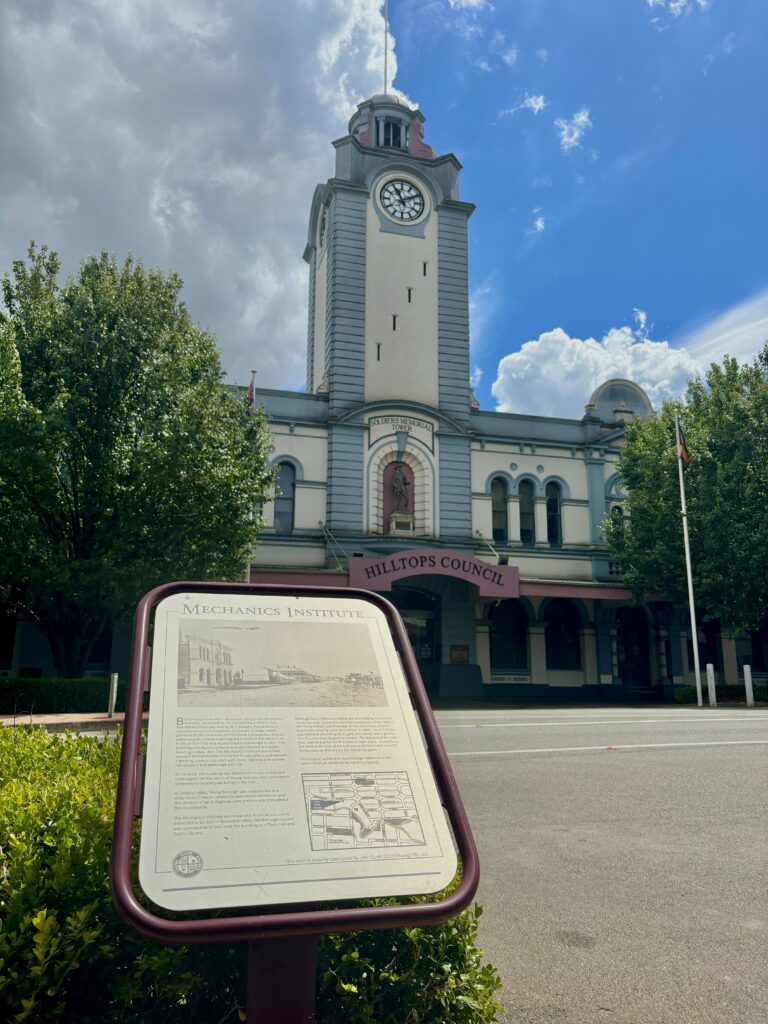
470, 365, 483, 388
522, 94, 547, 114
469, 274, 501, 355
501, 48, 519, 66
0, 0, 397, 391
554, 108, 592, 152
526, 214, 545, 235
536, 48, 549, 63
646, 0, 711, 19
703, 31, 737, 74
491, 321, 701, 417
675, 287, 768, 365
500, 93, 547, 117
473, 58, 492, 73
446, 0, 493, 38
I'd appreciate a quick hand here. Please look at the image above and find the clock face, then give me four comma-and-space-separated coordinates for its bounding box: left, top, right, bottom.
379, 179, 425, 223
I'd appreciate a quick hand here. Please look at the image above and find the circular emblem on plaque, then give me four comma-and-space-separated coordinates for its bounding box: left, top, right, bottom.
172, 850, 203, 877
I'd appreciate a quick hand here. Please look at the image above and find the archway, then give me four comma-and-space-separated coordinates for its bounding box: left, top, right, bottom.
489, 599, 529, 673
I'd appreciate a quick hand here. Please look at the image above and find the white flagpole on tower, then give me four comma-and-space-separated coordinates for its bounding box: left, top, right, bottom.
675, 411, 703, 707
383, 0, 389, 94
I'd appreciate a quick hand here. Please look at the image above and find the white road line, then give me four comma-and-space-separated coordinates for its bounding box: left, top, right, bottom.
439, 716, 768, 730
435, 711, 760, 719
435, 706, 758, 712
448, 739, 768, 757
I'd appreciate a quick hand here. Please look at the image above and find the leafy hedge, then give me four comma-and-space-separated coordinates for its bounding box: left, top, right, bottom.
674, 683, 768, 704
0, 678, 128, 716
0, 727, 501, 1022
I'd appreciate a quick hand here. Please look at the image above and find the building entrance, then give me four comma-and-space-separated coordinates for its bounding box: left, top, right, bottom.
390, 585, 441, 695
616, 607, 652, 691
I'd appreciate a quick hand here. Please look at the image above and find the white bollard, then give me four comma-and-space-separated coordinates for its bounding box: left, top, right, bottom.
743, 665, 755, 709
108, 672, 119, 718
705, 662, 717, 708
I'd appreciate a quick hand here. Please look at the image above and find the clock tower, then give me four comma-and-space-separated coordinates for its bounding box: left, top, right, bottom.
304, 93, 475, 422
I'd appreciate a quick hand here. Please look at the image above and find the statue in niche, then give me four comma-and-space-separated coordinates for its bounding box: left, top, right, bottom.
392, 462, 409, 512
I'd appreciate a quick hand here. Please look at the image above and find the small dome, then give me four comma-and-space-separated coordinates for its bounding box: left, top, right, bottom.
349, 93, 415, 133
584, 379, 653, 424
366, 92, 413, 110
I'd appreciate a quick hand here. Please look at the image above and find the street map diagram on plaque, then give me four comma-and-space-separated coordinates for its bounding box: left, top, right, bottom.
303, 771, 426, 850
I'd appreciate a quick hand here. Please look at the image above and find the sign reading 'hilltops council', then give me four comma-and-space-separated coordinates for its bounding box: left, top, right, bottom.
348, 549, 519, 597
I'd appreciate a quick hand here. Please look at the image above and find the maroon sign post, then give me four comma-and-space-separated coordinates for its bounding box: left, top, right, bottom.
111, 581, 479, 1023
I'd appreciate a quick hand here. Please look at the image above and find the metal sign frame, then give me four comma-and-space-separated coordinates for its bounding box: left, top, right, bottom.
111, 580, 479, 944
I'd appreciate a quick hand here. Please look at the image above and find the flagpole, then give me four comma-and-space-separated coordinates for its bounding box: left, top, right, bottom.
675, 411, 703, 707
383, 0, 389, 94
245, 370, 258, 583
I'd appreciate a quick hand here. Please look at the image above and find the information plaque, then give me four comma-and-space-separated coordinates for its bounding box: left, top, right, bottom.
138, 589, 458, 912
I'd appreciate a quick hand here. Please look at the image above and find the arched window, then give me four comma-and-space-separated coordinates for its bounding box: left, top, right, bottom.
377, 118, 410, 149
274, 462, 296, 533
519, 480, 535, 547
544, 599, 582, 670
489, 600, 528, 672
546, 482, 562, 547
491, 477, 508, 543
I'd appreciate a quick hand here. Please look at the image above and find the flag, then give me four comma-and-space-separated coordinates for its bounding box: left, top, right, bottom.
245, 370, 256, 412
678, 422, 691, 466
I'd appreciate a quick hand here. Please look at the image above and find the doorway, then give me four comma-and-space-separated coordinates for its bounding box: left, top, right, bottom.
389, 584, 441, 694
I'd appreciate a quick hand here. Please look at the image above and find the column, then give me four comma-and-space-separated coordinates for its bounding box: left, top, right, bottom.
534, 498, 549, 549
594, 603, 614, 687
667, 625, 685, 686
721, 634, 738, 685
583, 627, 598, 685
507, 498, 521, 546
476, 624, 491, 684
530, 622, 547, 685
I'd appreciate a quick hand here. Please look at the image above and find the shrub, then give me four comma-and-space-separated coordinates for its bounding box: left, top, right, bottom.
0, 727, 501, 1022
0, 678, 129, 716
674, 683, 768, 704
318, 896, 500, 1023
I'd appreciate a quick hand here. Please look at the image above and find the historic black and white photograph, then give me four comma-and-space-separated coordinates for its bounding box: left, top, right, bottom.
176, 619, 387, 708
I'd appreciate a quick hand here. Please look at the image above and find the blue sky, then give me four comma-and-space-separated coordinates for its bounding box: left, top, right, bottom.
1, 0, 766, 417
390, 0, 767, 411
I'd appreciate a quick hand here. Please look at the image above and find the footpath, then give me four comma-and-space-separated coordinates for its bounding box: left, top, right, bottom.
3, 699, 759, 734
0, 711, 147, 733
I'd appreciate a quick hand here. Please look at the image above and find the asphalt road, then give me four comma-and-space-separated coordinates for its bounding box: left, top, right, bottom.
435, 707, 768, 1024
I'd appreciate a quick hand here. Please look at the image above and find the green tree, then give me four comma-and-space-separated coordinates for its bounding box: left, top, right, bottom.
0, 243, 275, 676
605, 345, 768, 636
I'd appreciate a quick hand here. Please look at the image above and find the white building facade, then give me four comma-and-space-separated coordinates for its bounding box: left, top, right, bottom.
248, 93, 749, 702
4, 93, 761, 690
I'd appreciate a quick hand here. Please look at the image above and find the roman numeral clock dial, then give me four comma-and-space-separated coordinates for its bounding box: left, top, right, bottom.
380, 179, 425, 223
